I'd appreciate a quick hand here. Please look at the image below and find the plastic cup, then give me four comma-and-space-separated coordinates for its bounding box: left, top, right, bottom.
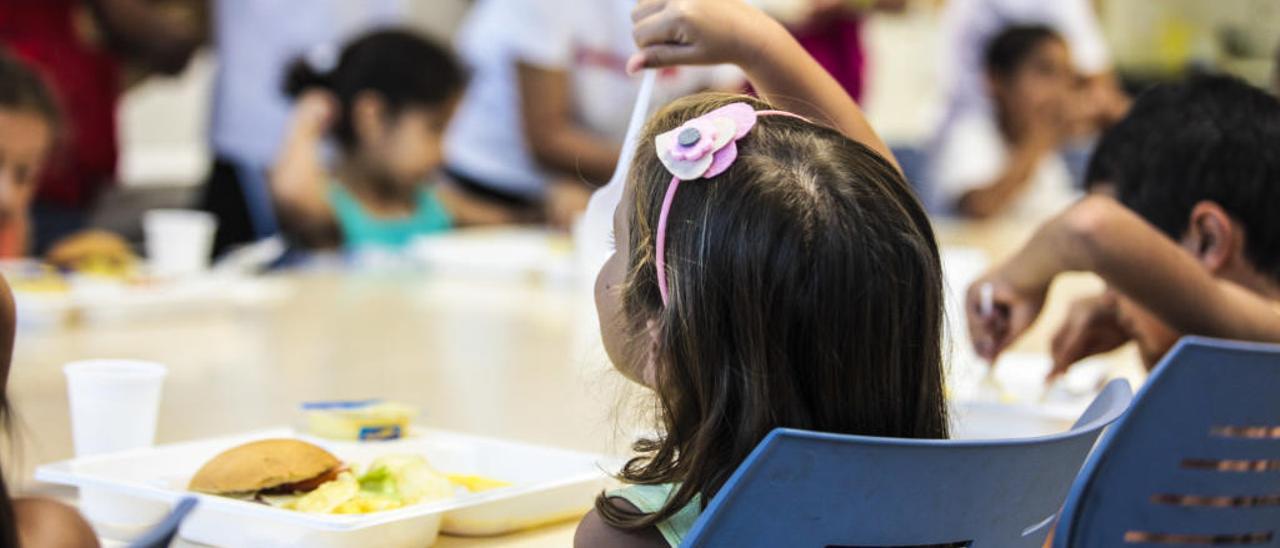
64, 360, 167, 457
64, 360, 170, 532
143, 209, 217, 277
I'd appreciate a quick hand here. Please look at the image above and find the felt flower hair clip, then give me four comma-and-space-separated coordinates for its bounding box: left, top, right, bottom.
652, 103, 809, 306
655, 103, 759, 180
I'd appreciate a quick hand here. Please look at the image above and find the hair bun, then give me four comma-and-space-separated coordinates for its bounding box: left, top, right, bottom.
283, 58, 331, 98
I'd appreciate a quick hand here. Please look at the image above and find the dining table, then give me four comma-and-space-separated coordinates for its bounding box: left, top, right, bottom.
5, 221, 1145, 547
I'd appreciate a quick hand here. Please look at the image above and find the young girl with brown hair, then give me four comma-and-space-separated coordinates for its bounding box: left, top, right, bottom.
578, 1, 950, 545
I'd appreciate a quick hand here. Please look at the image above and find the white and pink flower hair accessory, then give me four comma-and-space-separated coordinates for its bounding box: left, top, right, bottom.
655, 102, 759, 180
652, 102, 810, 306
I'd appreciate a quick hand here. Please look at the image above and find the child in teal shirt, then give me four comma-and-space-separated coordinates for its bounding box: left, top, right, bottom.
271, 29, 464, 255
327, 183, 451, 251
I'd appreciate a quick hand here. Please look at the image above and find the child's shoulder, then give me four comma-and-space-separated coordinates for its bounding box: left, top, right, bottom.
575, 497, 667, 548
14, 497, 99, 548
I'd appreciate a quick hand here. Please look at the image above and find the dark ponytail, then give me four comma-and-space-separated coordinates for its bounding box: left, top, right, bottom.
279, 28, 466, 151
282, 58, 332, 99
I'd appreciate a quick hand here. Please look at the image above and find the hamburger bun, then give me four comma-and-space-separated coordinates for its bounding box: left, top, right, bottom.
189, 439, 341, 495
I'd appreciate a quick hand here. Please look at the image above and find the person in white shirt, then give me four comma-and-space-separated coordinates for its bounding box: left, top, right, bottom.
443, 0, 742, 228
929, 25, 1079, 221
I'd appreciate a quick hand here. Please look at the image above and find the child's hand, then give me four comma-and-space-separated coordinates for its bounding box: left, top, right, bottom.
292, 89, 337, 135
545, 179, 593, 232
1048, 293, 1130, 379
965, 271, 1047, 363
628, 0, 788, 73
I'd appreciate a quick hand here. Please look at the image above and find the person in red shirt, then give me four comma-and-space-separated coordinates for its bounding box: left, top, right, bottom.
0, 0, 199, 253
756, 0, 907, 103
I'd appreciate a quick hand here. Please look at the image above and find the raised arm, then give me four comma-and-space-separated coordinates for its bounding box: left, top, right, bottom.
269, 91, 341, 249
954, 130, 1056, 218
518, 63, 621, 185
627, 0, 898, 171
968, 195, 1280, 360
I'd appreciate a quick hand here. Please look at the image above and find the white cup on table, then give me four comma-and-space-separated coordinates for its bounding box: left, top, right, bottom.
143, 209, 217, 278
64, 359, 169, 530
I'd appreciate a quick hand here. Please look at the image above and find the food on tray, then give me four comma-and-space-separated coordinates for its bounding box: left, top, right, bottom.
6, 267, 68, 293
45, 230, 139, 279
188, 439, 455, 514
446, 474, 512, 493
189, 439, 342, 496
302, 400, 416, 441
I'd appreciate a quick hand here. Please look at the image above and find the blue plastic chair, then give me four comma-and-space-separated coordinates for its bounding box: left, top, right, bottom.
682, 379, 1132, 547
128, 497, 198, 548
1054, 337, 1280, 547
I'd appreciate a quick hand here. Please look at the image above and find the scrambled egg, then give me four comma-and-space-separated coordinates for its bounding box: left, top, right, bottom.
286, 455, 456, 515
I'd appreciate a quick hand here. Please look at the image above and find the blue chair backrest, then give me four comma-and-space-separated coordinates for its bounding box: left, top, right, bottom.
128, 497, 197, 548
682, 380, 1133, 547
1054, 337, 1280, 547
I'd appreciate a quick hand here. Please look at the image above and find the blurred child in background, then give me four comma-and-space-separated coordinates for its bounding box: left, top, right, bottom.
968, 76, 1280, 374
443, 0, 743, 229
577, 1, 948, 545
938, 0, 1127, 129
0, 0, 200, 254
0, 53, 57, 259
929, 25, 1081, 220
271, 29, 467, 255
201, 0, 407, 256
0, 51, 134, 273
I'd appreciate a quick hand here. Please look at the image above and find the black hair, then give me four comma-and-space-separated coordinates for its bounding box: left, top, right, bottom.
1088, 75, 1280, 282
984, 24, 1065, 78
283, 28, 465, 150
0, 50, 60, 130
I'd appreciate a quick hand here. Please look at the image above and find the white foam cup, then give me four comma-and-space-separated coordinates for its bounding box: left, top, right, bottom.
144, 209, 217, 277
64, 359, 169, 530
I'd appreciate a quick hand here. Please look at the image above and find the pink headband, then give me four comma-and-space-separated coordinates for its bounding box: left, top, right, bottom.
653, 103, 809, 306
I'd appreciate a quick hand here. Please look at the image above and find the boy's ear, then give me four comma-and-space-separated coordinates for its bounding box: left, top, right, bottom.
1185, 201, 1238, 274
351, 91, 388, 146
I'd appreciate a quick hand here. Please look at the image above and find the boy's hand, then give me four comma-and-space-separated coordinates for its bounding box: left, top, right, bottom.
1048, 293, 1130, 380
628, 0, 788, 73
966, 271, 1047, 363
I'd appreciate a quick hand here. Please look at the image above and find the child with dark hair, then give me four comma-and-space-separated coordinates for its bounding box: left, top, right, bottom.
968, 75, 1280, 374
577, 1, 948, 545
0, 51, 134, 271
929, 24, 1080, 220
270, 29, 468, 254
0, 52, 58, 258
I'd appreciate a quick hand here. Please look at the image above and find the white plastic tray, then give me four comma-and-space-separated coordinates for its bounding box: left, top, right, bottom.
36, 428, 615, 547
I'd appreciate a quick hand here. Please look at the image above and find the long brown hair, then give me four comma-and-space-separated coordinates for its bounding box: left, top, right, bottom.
0, 275, 19, 547
597, 93, 949, 530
